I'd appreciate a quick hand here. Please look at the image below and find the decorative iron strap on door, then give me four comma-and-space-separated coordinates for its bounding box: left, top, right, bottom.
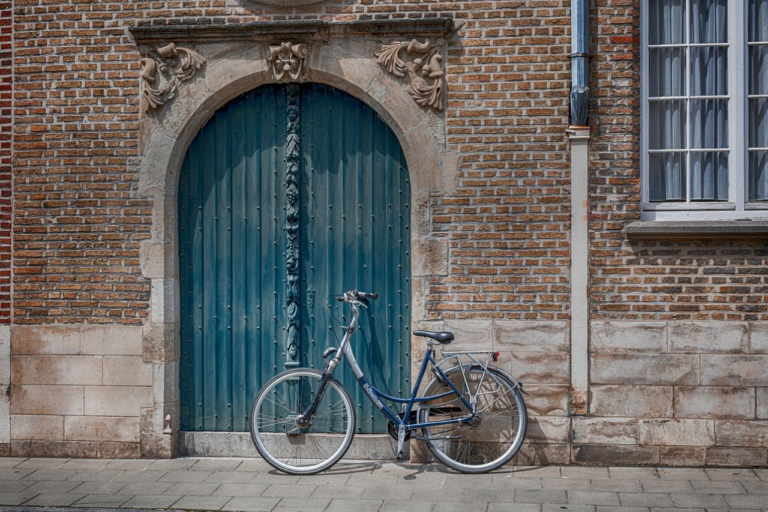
179, 84, 412, 433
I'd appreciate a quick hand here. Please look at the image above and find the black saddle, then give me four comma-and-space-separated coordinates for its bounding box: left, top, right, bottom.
414, 330, 454, 344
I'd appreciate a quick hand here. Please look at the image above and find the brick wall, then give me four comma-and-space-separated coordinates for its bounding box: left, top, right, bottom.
0, 0, 11, 324
583, 0, 768, 466
428, 3, 572, 321
12, 0, 573, 324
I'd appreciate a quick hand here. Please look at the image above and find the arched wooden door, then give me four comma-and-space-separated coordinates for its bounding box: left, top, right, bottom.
178, 84, 412, 434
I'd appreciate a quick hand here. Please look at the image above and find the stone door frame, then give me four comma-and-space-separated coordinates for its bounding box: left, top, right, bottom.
132, 20, 457, 455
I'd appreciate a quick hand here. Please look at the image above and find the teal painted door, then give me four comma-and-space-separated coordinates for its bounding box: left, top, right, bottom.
178, 84, 412, 433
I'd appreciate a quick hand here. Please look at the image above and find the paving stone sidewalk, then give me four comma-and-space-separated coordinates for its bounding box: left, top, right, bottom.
0, 458, 766, 512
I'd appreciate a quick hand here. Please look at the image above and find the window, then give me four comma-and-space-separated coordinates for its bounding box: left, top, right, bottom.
641, 0, 768, 220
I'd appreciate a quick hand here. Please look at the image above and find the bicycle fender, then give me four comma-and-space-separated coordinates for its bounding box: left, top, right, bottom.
487, 365, 529, 395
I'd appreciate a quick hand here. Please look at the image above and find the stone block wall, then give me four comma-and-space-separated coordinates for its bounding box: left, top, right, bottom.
8, 325, 153, 457
579, 321, 768, 466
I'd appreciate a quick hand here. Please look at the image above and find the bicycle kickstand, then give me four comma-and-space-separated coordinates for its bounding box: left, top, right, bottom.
396, 425, 406, 460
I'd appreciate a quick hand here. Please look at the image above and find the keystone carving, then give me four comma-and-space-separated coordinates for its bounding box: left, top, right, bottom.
375, 39, 445, 111
268, 42, 310, 82
140, 42, 206, 112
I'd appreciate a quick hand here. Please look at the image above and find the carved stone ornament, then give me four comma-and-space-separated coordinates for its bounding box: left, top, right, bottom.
268, 42, 310, 82
140, 42, 206, 112
375, 38, 445, 111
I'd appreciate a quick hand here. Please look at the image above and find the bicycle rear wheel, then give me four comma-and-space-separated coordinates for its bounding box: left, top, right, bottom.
418, 365, 527, 473
250, 368, 355, 475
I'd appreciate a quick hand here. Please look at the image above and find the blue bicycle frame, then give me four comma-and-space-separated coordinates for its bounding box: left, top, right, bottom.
321, 296, 475, 433
356, 345, 476, 431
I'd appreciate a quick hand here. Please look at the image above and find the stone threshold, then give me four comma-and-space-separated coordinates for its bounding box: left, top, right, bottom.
178, 431, 404, 460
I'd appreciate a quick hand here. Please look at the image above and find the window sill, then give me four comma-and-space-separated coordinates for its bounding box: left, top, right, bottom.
625, 220, 768, 239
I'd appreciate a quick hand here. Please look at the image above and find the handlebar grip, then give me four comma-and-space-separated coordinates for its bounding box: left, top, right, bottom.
359, 291, 379, 300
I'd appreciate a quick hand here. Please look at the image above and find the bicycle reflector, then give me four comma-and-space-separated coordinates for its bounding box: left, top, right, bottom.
493, 352, 500, 362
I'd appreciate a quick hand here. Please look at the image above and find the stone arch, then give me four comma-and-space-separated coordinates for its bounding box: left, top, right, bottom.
137, 42, 451, 455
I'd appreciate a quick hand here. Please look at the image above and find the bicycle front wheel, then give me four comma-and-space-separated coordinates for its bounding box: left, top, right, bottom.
250, 368, 356, 475
418, 365, 527, 473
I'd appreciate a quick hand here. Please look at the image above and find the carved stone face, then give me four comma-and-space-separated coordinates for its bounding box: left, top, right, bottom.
269, 42, 310, 82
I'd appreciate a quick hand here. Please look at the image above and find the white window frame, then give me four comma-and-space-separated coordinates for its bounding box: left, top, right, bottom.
640, 0, 768, 220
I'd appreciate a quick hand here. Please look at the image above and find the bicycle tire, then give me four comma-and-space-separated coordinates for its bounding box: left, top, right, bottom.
250, 368, 356, 475
417, 365, 528, 473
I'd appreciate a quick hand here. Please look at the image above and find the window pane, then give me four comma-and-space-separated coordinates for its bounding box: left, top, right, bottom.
750, 45, 768, 95
649, 48, 686, 97
749, 98, 768, 148
690, 152, 728, 201
690, 99, 728, 148
749, 151, 768, 201
649, 0, 686, 45
691, 47, 727, 96
650, 153, 686, 201
749, 0, 768, 42
650, 100, 686, 149
691, 0, 727, 44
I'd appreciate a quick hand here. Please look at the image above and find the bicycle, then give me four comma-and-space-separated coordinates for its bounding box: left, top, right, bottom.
249, 289, 528, 475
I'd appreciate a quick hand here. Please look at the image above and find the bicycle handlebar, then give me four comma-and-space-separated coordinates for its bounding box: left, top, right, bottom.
335, 289, 378, 302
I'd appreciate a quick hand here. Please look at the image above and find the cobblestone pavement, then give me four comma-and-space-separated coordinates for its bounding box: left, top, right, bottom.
0, 458, 766, 511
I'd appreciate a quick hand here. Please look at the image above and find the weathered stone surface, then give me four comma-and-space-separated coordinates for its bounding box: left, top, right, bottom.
591, 354, 698, 385
11, 355, 102, 385
65, 416, 140, 443
80, 326, 143, 356
497, 352, 569, 385
715, 420, 768, 447
659, 446, 705, 466
140, 241, 171, 280
11, 326, 80, 355
706, 447, 768, 466
674, 387, 756, 420
524, 385, 569, 416
0, 326, 9, 445
412, 237, 448, 277
151, 279, 178, 325
750, 322, 768, 354
11, 440, 98, 458
590, 321, 667, 353
84, 386, 153, 417
590, 385, 673, 418
526, 416, 570, 443
97, 441, 141, 459
103, 356, 153, 387
153, 361, 179, 405
11, 385, 85, 415
440, 319, 492, 350
758, 388, 768, 420
495, 321, 569, 353
572, 444, 659, 465
142, 322, 180, 363
638, 419, 715, 447
11, 415, 64, 441
512, 442, 570, 465
140, 404, 176, 459
572, 417, 637, 445
668, 322, 747, 353
701, 355, 768, 386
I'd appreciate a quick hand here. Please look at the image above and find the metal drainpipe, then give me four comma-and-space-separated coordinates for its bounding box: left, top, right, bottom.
570, 0, 590, 126
569, 0, 591, 419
